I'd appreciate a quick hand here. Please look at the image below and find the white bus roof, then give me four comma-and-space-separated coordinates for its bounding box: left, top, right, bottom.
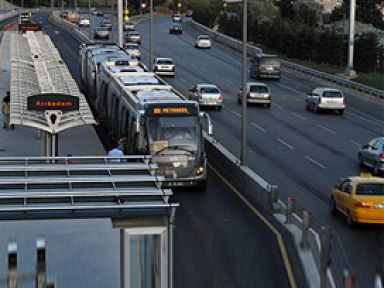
136, 90, 180, 103
120, 75, 160, 86
108, 65, 144, 73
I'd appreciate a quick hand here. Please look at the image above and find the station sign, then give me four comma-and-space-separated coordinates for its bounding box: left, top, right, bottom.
27, 94, 79, 111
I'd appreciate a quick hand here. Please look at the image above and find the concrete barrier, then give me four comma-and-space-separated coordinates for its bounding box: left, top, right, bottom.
204, 133, 274, 210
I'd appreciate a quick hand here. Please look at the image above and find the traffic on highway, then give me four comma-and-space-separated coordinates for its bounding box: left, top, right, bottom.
0, 2, 383, 287
59, 8, 384, 286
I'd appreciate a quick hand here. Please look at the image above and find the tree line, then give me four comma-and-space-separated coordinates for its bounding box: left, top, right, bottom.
188, 0, 384, 74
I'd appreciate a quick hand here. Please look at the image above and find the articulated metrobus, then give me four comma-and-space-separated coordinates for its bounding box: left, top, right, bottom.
80, 44, 212, 190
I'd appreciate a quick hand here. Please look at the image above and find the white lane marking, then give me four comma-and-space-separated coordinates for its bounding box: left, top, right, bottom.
348, 112, 383, 127
276, 138, 294, 150
317, 124, 336, 135
272, 103, 283, 109
349, 140, 361, 147
291, 112, 306, 120
304, 155, 326, 170
276, 82, 306, 96
251, 122, 266, 133
179, 77, 186, 83
54, 31, 60, 34
230, 110, 241, 118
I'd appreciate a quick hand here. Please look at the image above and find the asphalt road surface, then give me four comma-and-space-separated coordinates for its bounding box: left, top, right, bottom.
0, 13, 293, 288
131, 15, 384, 287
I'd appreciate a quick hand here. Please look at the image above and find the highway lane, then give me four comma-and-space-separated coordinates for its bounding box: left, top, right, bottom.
36, 13, 294, 287
128, 16, 384, 286
76, 13, 384, 285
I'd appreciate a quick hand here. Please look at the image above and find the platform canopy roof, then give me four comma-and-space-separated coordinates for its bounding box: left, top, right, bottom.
10, 31, 95, 134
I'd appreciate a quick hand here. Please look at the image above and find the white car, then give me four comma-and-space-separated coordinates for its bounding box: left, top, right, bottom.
126, 31, 141, 44
153, 58, 175, 76
237, 82, 271, 108
189, 83, 223, 110
305, 87, 346, 115
78, 17, 90, 27
195, 35, 212, 49
124, 22, 135, 31
124, 42, 141, 60
94, 27, 110, 39
172, 13, 182, 22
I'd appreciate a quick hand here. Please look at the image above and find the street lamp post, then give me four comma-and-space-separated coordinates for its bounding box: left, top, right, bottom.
88, 0, 91, 40
345, 0, 356, 78
149, 0, 153, 70
240, 0, 247, 165
118, 0, 123, 47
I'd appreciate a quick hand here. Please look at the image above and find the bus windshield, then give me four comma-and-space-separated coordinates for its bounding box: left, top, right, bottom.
147, 116, 199, 154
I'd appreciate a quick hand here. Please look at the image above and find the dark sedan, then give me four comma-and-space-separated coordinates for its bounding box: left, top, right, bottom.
169, 24, 183, 34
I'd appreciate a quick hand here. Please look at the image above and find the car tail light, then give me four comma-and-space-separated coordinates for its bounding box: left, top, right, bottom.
318, 98, 322, 104
247, 92, 250, 98
219, 94, 223, 100
198, 93, 203, 99
355, 202, 371, 208
343, 98, 346, 105
267, 94, 271, 100
380, 154, 384, 159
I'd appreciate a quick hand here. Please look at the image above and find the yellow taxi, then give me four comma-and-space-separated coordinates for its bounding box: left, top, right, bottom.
330, 173, 384, 227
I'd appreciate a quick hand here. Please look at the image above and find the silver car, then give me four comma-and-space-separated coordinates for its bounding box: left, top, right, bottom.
94, 27, 110, 39
124, 42, 141, 60
306, 87, 346, 115
358, 137, 384, 176
126, 31, 141, 44
153, 58, 175, 76
195, 35, 212, 49
189, 83, 223, 110
124, 22, 135, 31
237, 82, 271, 108
78, 17, 90, 27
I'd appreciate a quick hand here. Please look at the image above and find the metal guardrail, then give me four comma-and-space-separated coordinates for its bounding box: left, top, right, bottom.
190, 20, 384, 99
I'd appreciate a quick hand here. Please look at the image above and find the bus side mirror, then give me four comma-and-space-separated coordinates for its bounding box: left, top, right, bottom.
200, 112, 213, 135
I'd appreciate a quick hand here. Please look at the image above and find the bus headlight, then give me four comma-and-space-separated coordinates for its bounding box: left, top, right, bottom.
172, 161, 182, 168
196, 166, 204, 175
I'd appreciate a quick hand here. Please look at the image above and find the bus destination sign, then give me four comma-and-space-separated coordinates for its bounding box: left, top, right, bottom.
150, 106, 197, 115
27, 94, 79, 111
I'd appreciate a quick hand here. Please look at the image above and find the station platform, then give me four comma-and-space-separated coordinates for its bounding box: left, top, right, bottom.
0, 30, 121, 287
0, 30, 105, 157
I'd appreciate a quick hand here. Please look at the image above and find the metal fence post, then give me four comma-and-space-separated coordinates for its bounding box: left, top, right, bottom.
374, 274, 383, 288
269, 185, 279, 212
7, 242, 17, 288
320, 226, 331, 288
36, 238, 46, 288
343, 269, 355, 288
301, 210, 311, 249
285, 197, 294, 224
